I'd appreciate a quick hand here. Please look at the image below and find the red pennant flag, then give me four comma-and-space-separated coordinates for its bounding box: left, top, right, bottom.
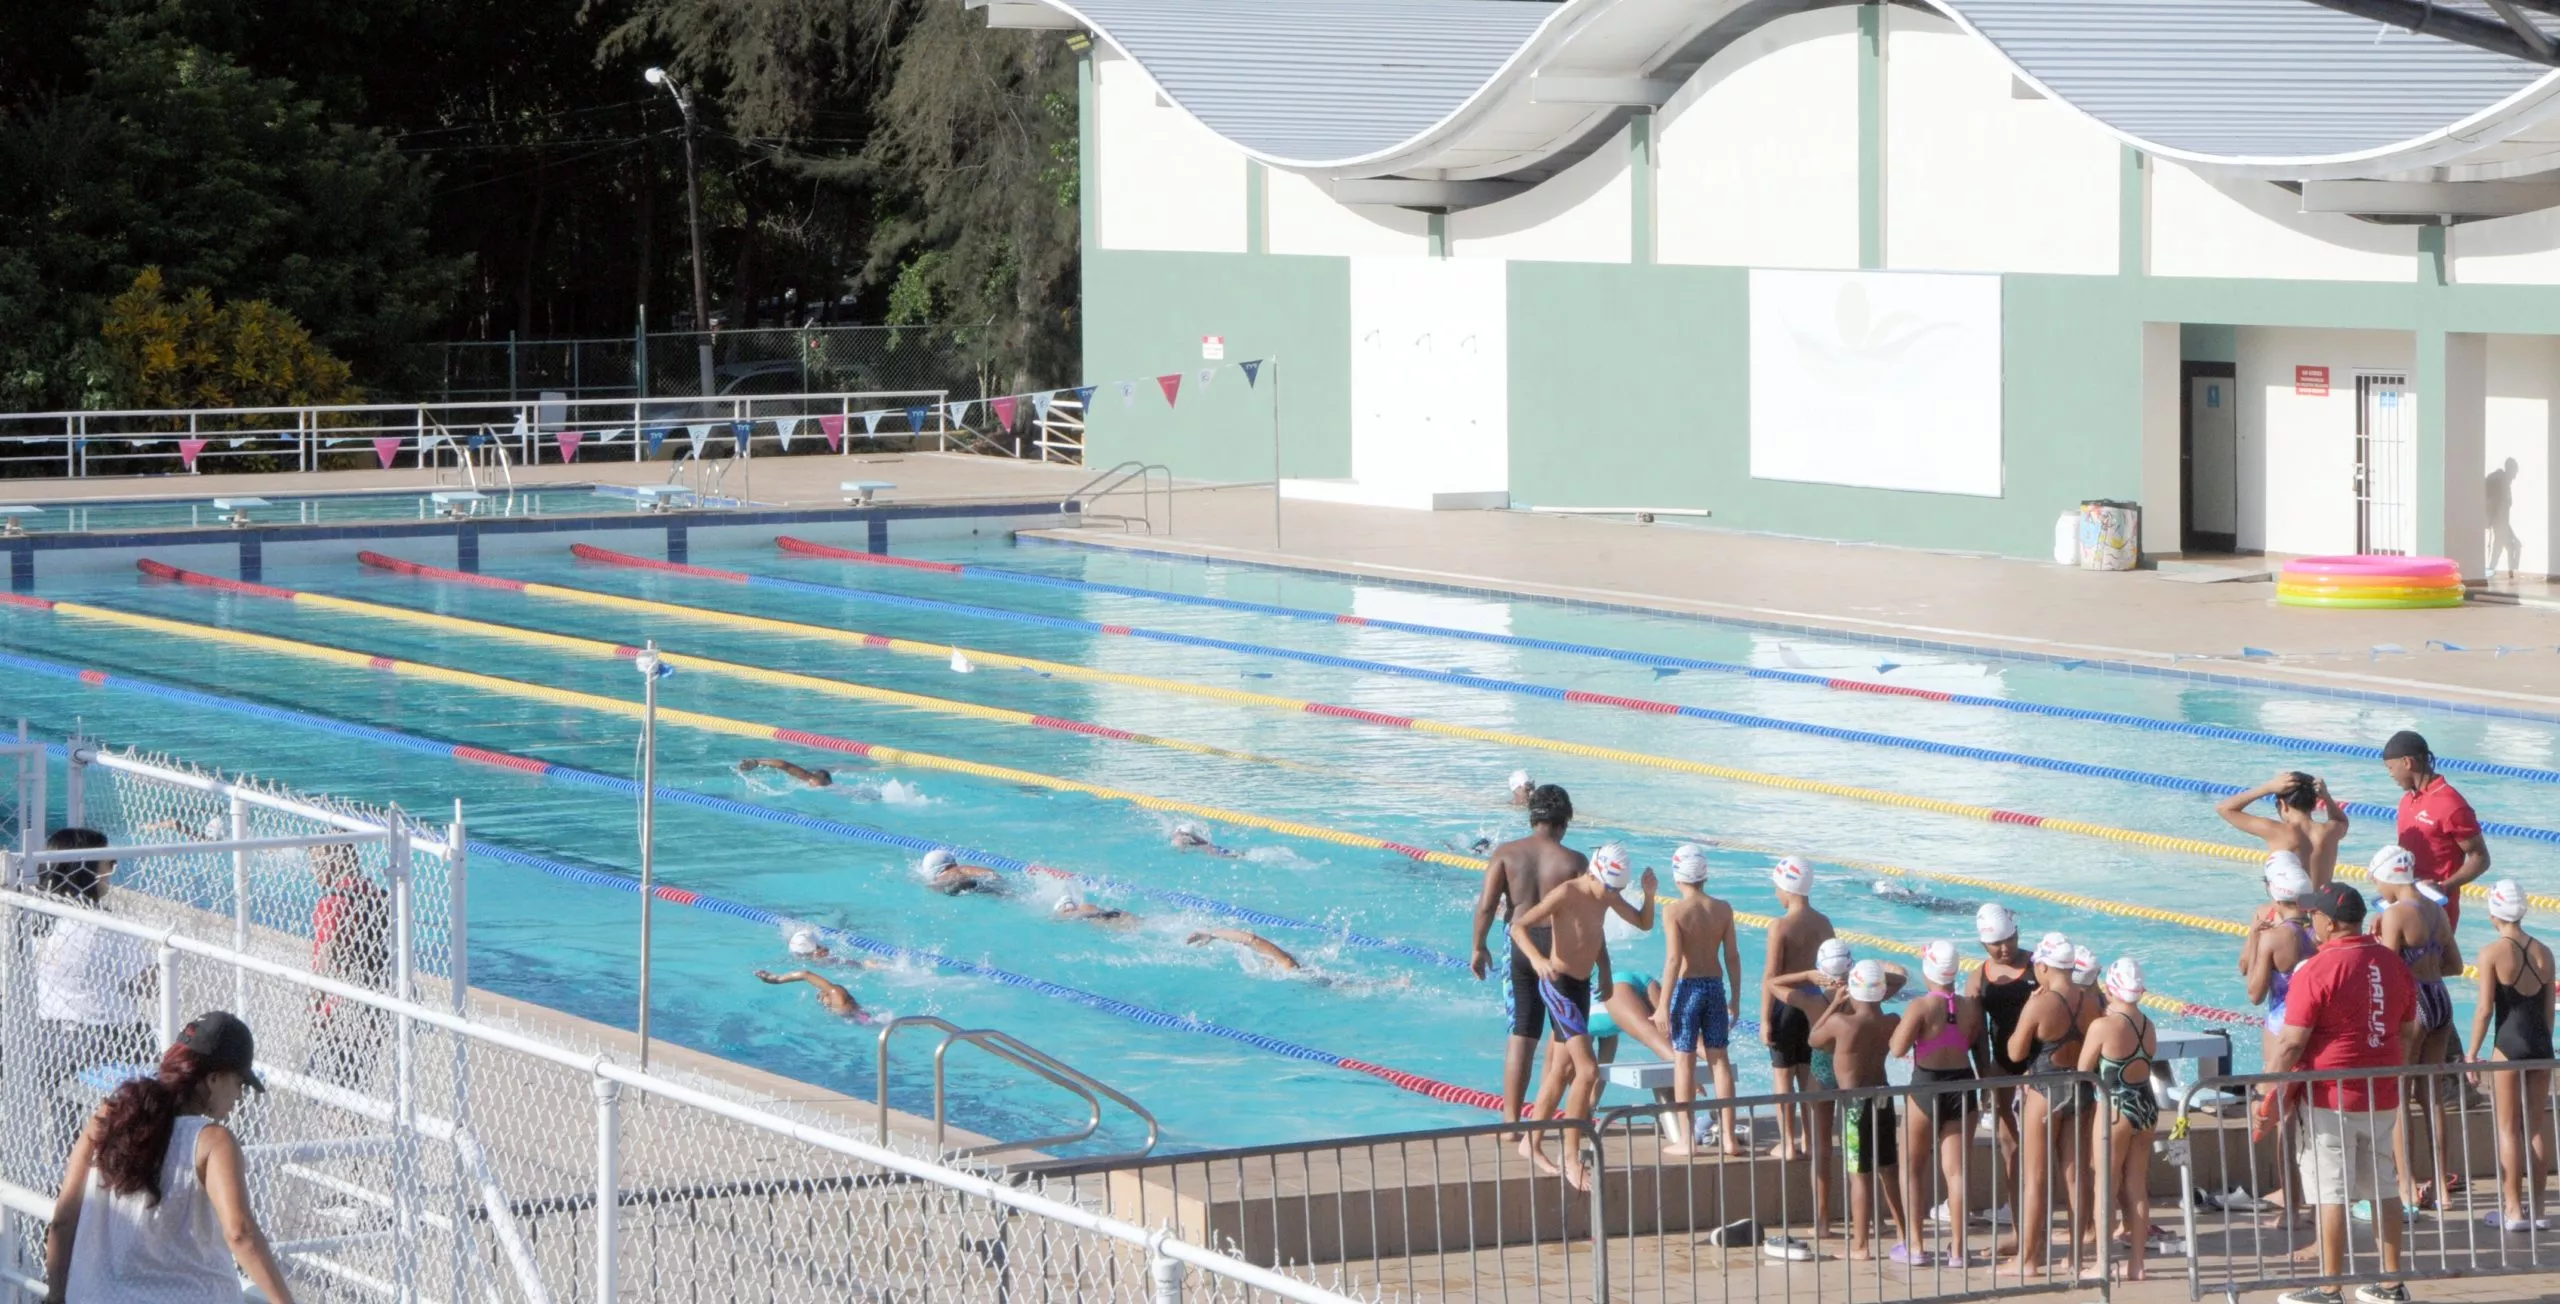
178, 438, 208, 470
820, 414, 845, 451
557, 430, 583, 463
1157, 373, 1182, 407
373, 437, 402, 469
993, 396, 1018, 430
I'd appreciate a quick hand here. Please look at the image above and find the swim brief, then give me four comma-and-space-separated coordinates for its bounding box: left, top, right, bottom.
1670, 976, 1730, 1053
2416, 979, 2454, 1034
1768, 1001, 1813, 1069
1506, 939, 1552, 1039
1538, 973, 1594, 1042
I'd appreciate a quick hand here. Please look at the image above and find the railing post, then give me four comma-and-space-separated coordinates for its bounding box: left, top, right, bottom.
1147, 1231, 1183, 1304
228, 791, 249, 1012
1585, 1122, 1608, 1303
63, 737, 83, 829
156, 943, 179, 1048
594, 1075, 621, 1304
390, 819, 420, 1302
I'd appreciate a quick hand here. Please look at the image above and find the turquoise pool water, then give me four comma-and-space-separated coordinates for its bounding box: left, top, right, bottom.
1, 488, 659, 533
2, 537, 2553, 1155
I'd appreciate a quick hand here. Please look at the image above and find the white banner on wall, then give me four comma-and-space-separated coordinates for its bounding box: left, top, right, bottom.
1747, 268, 2004, 498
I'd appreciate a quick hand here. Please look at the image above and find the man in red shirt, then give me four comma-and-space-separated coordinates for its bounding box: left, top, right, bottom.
2270, 883, 2418, 1304
2385, 731, 2490, 928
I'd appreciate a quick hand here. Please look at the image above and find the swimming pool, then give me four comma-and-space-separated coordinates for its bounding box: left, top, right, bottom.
2, 534, 2553, 1155
0, 487, 699, 534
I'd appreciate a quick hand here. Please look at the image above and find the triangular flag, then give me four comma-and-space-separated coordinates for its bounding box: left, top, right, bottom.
1157, 373, 1182, 407
948, 399, 972, 426
1240, 360, 1262, 387
1072, 385, 1096, 408
373, 437, 402, 469
229, 437, 253, 448
993, 396, 1018, 430
1197, 367, 1217, 390
950, 650, 975, 674
818, 415, 845, 451
904, 405, 929, 433
557, 430, 583, 463
467, 431, 488, 449
776, 417, 799, 450
512, 413, 529, 440
861, 411, 885, 436
1033, 391, 1056, 421
1116, 380, 1135, 408
686, 424, 712, 454
178, 438, 208, 470
597, 428, 626, 444
731, 420, 755, 454
646, 427, 668, 456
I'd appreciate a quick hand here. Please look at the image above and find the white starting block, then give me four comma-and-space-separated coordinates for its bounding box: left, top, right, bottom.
0, 505, 36, 535
429, 490, 485, 518
629, 485, 696, 512
1605, 1028, 2234, 1097
211, 497, 270, 527
841, 480, 895, 505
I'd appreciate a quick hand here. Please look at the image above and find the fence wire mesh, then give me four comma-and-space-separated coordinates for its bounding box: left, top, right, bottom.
423, 326, 980, 405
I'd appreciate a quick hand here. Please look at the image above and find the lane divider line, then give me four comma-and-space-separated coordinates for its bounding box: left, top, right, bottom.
781, 535, 2560, 790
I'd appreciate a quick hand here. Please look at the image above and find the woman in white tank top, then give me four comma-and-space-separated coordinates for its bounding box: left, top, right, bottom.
44, 1011, 295, 1304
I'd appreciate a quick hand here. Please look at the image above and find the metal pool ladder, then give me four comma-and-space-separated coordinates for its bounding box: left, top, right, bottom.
875, 1015, 1158, 1162
1063, 460, 1171, 534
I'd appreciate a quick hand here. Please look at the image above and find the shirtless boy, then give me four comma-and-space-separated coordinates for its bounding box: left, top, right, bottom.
1763, 857, 1836, 1161
1656, 843, 1744, 1156
1470, 784, 1589, 1130
1512, 841, 1658, 1190
1813, 961, 1923, 1263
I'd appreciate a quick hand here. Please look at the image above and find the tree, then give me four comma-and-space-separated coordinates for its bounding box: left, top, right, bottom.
101, 267, 362, 410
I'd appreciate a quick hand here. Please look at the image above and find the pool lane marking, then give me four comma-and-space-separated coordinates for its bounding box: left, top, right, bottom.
776, 536, 2560, 791
136, 559, 1319, 776
583, 545, 2560, 850
0, 613, 2270, 1030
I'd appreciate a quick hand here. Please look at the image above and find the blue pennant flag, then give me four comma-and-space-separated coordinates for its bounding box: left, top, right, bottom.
467, 431, 487, 449
1239, 359, 1262, 387
1072, 385, 1096, 408
645, 427, 668, 456
905, 404, 930, 432
731, 419, 754, 441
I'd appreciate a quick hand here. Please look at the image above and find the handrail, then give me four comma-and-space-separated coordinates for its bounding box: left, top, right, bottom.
875, 1014, 1158, 1163
1062, 460, 1172, 534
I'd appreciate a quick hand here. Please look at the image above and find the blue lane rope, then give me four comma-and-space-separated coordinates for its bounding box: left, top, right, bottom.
814, 546, 2560, 789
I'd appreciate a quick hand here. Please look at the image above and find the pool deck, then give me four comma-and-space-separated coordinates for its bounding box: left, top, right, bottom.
1018, 482, 2560, 719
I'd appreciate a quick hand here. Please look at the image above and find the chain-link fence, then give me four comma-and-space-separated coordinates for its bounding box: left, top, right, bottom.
422, 326, 982, 405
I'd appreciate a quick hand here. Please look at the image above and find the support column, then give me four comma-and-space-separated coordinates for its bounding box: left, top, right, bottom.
2419, 329, 2488, 575
1074, 37, 1097, 255
2118, 147, 2147, 278
1857, 3, 1884, 269
1427, 212, 1449, 258
1629, 112, 1655, 265
1245, 161, 1267, 255
2139, 322, 2183, 557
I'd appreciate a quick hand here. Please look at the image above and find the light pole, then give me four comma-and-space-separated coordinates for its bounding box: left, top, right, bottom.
644, 67, 717, 402
633, 642, 666, 1069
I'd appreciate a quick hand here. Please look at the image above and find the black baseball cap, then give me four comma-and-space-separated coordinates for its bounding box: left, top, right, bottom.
2305, 883, 2367, 929
177, 1011, 266, 1092
2382, 731, 2431, 762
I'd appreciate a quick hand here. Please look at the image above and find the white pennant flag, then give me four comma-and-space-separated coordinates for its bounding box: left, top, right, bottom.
598, 428, 627, 444
947, 399, 973, 426
686, 423, 712, 454
1033, 391, 1056, 422
861, 411, 885, 435
1198, 367, 1217, 390
776, 416, 800, 450
1117, 380, 1136, 408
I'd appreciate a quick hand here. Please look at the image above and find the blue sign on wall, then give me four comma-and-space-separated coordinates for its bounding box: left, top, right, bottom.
2206, 384, 2222, 408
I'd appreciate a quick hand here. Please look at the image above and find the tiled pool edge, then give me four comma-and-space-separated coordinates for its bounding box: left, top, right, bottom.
1017, 531, 2560, 727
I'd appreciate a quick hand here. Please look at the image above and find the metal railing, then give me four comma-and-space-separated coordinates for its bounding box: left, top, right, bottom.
1036, 393, 1087, 464
1067, 460, 1173, 534
419, 324, 979, 405
874, 1014, 1159, 1162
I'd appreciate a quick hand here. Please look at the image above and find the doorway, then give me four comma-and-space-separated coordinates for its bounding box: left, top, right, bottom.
2180, 360, 2237, 553
2354, 371, 2415, 555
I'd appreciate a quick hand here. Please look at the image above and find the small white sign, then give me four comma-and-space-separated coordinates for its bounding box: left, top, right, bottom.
1201, 335, 1225, 360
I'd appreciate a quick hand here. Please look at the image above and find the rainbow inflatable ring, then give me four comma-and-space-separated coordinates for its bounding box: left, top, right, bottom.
2276, 555, 2466, 609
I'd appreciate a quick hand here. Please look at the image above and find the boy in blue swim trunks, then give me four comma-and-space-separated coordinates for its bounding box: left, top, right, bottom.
1512, 841, 1657, 1190
1656, 844, 1745, 1156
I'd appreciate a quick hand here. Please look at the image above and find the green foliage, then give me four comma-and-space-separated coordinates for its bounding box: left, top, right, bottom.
101, 267, 361, 410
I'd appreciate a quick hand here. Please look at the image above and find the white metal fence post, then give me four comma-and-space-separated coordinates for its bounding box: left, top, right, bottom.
1148, 1231, 1184, 1304
63, 738, 83, 830
594, 1076, 621, 1304
228, 790, 249, 1012
156, 944, 179, 1048
390, 820, 420, 1302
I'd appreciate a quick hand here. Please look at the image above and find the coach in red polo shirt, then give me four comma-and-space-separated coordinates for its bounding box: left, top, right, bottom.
2270, 883, 2417, 1304
2384, 731, 2490, 928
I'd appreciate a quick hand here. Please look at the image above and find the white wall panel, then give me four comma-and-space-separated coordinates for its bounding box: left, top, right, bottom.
2451, 209, 2560, 286
2150, 163, 2417, 282
2232, 327, 2413, 555
1881, 11, 2117, 276
1748, 268, 2003, 496
2487, 334, 2558, 575
1264, 170, 1431, 256
1348, 257, 1509, 497
1094, 49, 1247, 253
1657, 9, 1860, 270
1450, 125, 1631, 263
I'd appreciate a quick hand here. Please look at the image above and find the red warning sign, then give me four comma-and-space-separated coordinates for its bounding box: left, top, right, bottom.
2295, 365, 2330, 397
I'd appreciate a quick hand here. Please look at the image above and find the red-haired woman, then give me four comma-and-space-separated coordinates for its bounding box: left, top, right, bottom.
44, 1012, 296, 1303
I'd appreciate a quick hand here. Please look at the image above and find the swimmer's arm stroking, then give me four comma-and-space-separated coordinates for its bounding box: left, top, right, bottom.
1468, 862, 1509, 980
1509, 888, 1568, 982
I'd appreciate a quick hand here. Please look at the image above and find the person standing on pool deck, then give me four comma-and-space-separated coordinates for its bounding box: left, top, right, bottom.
1656, 844, 1743, 1156
1893, 940, 1982, 1265
2079, 957, 2162, 1282
1511, 842, 1657, 1189
2385, 732, 2490, 931
2001, 934, 2098, 1280
1470, 784, 1588, 1133
1967, 902, 2033, 1231
2218, 772, 2350, 891
2464, 880, 2554, 1235
1764, 857, 1834, 1163
2371, 845, 2463, 1213
1814, 961, 1922, 1264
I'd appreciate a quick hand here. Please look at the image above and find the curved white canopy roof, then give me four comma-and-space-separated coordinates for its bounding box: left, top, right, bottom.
1030, 0, 2560, 188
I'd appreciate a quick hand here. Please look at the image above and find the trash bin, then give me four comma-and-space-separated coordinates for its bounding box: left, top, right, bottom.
2077, 500, 2140, 571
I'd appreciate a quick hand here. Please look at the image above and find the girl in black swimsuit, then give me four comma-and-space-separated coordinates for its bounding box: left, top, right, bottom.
1969, 910, 2036, 1231
2000, 938, 2097, 1279
2467, 881, 2556, 1233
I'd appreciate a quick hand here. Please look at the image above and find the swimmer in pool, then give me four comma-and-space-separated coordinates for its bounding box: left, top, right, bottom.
1449, 833, 1499, 856
784, 929, 884, 971
1187, 929, 1302, 971
1053, 895, 1138, 927
755, 968, 866, 1020
921, 848, 1005, 895
1508, 770, 1535, 807
1171, 822, 1240, 858
738, 758, 833, 788
1870, 878, 1978, 916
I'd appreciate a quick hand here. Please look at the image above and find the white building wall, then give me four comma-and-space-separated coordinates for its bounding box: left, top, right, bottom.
2149, 163, 2418, 282
1449, 125, 1631, 263
2487, 334, 2559, 576
1094, 49, 1247, 253
2450, 209, 2560, 285
1657, 8, 1861, 270
2232, 328, 2415, 555
1881, 11, 2117, 276
1265, 171, 1432, 256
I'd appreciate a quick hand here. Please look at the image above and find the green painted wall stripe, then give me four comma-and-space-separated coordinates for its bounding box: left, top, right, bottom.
1427, 212, 1448, 258
2118, 147, 2145, 278
1858, 4, 1883, 269
1245, 161, 1268, 255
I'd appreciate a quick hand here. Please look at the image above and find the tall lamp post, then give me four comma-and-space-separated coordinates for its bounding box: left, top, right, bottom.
633, 642, 666, 1069
644, 67, 716, 402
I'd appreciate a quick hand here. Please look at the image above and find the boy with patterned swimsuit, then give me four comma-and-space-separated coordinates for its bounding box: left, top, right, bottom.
1656, 843, 1744, 1156
1511, 841, 1658, 1191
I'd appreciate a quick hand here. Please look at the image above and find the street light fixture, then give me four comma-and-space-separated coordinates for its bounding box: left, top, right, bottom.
645, 67, 716, 402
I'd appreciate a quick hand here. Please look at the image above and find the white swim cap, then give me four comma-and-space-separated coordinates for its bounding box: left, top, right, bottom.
1508, 769, 1533, 792
1922, 940, 1961, 986
2264, 855, 2313, 904
1975, 902, 2019, 944
2369, 844, 2417, 887
2104, 956, 2146, 1004
1848, 960, 1889, 1004
921, 847, 957, 874
1817, 938, 1854, 980
1771, 856, 1814, 897
1590, 843, 1631, 891
1671, 844, 1710, 885
2032, 934, 2075, 970
1052, 894, 1081, 914
2491, 879, 2531, 923
788, 929, 818, 957
2070, 945, 2100, 987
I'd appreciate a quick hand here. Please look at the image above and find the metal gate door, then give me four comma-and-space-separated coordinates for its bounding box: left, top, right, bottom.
2355, 372, 2415, 555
